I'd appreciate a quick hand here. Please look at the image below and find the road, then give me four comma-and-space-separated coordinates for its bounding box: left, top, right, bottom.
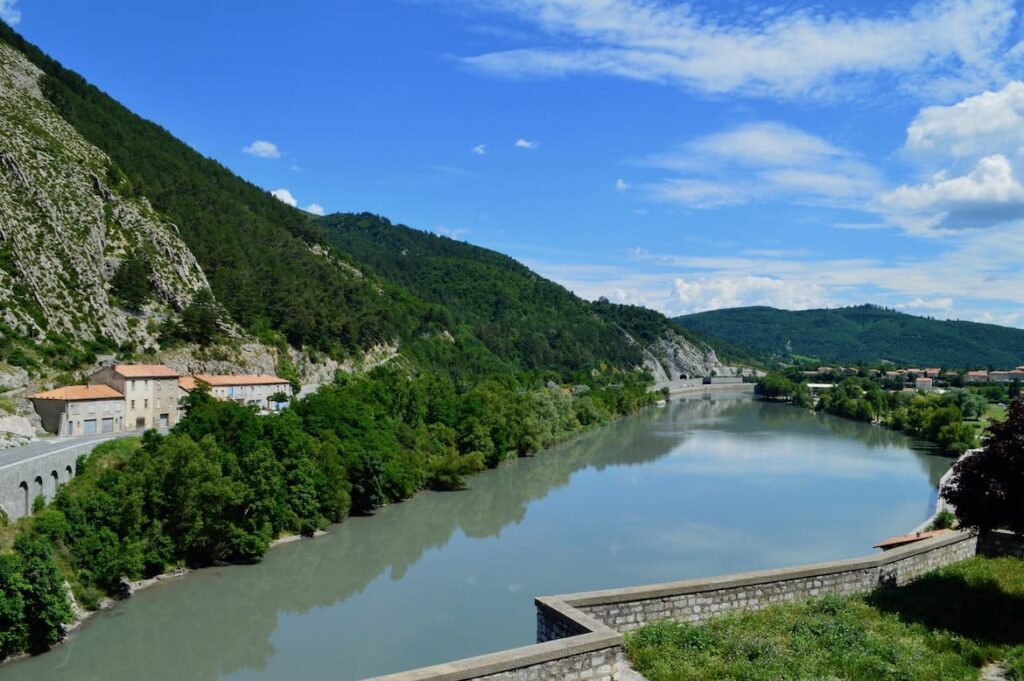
0, 432, 140, 471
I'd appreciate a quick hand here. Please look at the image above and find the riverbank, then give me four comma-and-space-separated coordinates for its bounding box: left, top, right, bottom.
4, 396, 951, 681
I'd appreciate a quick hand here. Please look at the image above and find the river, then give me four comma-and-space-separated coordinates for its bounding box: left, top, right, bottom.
3, 395, 950, 680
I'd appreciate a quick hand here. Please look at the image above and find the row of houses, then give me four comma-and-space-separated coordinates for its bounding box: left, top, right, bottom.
30, 364, 294, 436
965, 368, 1024, 384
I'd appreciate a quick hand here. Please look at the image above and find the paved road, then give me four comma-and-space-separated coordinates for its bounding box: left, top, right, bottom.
0, 432, 139, 471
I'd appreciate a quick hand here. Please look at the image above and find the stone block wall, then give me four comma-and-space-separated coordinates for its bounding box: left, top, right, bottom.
568, 531, 978, 632
369, 531, 983, 680
475, 647, 627, 681
978, 530, 1024, 558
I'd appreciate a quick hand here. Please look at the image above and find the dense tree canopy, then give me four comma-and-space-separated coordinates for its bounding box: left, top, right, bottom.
677, 305, 1024, 367
943, 399, 1024, 534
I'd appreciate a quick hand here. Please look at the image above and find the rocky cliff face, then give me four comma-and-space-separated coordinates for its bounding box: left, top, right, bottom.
637, 330, 732, 382
0, 42, 209, 348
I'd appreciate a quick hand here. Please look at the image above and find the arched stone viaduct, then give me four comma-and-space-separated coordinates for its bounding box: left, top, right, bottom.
0, 437, 119, 521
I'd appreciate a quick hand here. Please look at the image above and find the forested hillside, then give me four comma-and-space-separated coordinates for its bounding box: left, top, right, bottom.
322, 213, 644, 371
0, 22, 426, 357
0, 23, 724, 385
675, 305, 1024, 367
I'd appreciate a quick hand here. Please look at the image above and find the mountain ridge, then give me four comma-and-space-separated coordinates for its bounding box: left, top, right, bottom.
674, 304, 1024, 368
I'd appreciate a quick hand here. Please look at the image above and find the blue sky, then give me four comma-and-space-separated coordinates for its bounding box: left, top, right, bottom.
7, 0, 1024, 325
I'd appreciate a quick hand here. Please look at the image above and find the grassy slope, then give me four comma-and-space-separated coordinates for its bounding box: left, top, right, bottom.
626, 556, 1024, 680
675, 305, 1024, 368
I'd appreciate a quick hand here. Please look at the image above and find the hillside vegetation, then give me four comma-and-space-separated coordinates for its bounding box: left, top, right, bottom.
0, 23, 723, 386
627, 556, 1024, 680
676, 305, 1024, 368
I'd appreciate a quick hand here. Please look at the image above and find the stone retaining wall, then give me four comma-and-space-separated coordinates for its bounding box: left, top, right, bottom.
367, 531, 982, 681
978, 529, 1024, 558
565, 531, 977, 632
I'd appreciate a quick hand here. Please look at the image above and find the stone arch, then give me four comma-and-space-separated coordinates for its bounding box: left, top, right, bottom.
18, 481, 28, 518
33, 476, 43, 509
65, 464, 74, 481
50, 470, 59, 497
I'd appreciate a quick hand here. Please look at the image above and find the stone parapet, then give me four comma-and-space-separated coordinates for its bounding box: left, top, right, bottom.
367, 531, 979, 680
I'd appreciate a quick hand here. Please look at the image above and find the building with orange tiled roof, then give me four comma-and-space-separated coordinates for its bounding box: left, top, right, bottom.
31, 384, 125, 436
90, 363, 180, 431
179, 373, 293, 411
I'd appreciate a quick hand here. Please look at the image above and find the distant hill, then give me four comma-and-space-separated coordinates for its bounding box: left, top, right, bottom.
673, 305, 1024, 368
320, 213, 727, 380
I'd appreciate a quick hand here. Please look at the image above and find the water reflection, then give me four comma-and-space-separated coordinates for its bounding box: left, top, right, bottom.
6, 397, 950, 681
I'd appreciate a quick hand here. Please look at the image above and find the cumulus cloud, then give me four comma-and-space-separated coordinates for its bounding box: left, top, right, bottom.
515, 138, 539, 149
464, 0, 1018, 99
270, 188, 297, 207
243, 140, 282, 159
879, 154, 1024, 231
669, 275, 830, 314
615, 178, 631, 191
472, 144, 487, 155
906, 81, 1024, 160
304, 203, 325, 216
897, 297, 956, 312
0, 0, 21, 25
641, 122, 880, 208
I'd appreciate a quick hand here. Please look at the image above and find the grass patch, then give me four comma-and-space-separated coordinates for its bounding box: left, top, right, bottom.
971, 402, 1008, 438
626, 556, 1024, 680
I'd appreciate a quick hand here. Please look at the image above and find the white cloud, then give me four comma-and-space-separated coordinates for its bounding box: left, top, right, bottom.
897, 297, 956, 312
645, 178, 746, 208
304, 203, 325, 216
290, 164, 303, 172
464, 0, 1018, 99
640, 122, 880, 209
690, 122, 843, 167
243, 140, 282, 159
615, 178, 631, 191
270, 188, 297, 207
435, 225, 472, 240
0, 0, 21, 25
879, 154, 1024, 231
515, 138, 539, 149
472, 144, 487, 155
670, 275, 830, 314
906, 81, 1024, 160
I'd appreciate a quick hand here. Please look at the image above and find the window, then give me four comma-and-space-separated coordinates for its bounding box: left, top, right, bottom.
144, 399, 149, 409
144, 379, 149, 388
131, 380, 136, 390
130, 400, 135, 409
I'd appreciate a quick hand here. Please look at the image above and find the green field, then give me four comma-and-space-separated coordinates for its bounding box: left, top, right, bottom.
969, 403, 1008, 439
626, 556, 1024, 680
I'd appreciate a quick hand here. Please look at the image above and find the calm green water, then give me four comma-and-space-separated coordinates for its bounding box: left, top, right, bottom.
4, 396, 949, 681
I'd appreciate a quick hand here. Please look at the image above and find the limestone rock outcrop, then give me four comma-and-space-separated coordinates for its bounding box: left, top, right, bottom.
0, 41, 210, 349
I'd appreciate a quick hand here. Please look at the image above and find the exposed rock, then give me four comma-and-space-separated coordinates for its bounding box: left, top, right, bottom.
634, 330, 731, 381
0, 41, 210, 351
0, 415, 35, 448
0, 366, 28, 390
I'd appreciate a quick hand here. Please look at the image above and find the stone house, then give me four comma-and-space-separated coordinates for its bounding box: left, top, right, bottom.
965, 370, 989, 383
914, 377, 934, 391
179, 374, 293, 411
90, 364, 180, 431
30, 384, 126, 436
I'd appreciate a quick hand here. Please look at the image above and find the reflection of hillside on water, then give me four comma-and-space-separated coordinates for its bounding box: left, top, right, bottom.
24, 403, 685, 681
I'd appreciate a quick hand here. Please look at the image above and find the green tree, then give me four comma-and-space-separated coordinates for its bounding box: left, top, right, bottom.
109, 255, 151, 311
942, 398, 1024, 534
13, 533, 73, 652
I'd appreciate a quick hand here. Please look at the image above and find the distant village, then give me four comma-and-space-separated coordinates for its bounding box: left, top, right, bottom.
30, 364, 294, 437
803, 365, 1024, 392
